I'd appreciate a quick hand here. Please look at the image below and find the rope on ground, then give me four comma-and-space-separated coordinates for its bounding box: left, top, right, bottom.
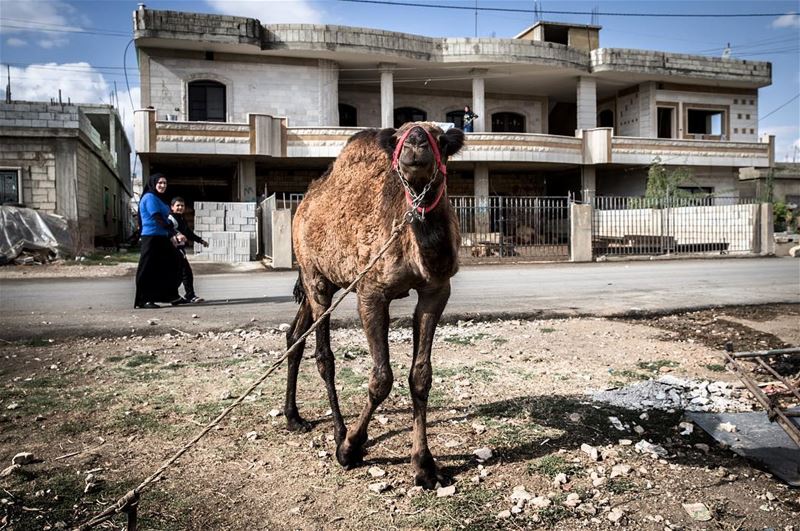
76, 215, 411, 530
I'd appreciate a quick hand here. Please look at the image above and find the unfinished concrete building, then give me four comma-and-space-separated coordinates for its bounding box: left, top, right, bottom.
132, 7, 774, 261
0, 101, 133, 249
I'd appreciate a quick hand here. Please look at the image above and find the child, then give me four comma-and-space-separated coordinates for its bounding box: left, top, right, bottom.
168, 197, 209, 304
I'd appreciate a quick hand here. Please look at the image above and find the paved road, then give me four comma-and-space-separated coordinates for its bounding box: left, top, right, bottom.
1, 257, 797, 340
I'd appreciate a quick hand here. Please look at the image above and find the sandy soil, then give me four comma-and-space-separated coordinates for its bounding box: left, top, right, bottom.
0, 305, 798, 530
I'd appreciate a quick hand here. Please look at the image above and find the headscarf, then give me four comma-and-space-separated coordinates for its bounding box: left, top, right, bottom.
143, 173, 169, 205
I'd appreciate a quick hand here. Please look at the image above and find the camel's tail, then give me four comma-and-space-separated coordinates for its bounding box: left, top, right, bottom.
292, 270, 306, 304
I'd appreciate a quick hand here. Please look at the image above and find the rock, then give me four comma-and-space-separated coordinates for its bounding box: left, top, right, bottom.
510, 485, 532, 503
268, 409, 282, 417
530, 496, 551, 508
510, 505, 523, 515
719, 422, 737, 433
610, 464, 631, 478
608, 507, 624, 523
368, 466, 385, 478
496, 510, 512, 519
244, 431, 259, 441
577, 502, 597, 515
474, 447, 493, 461
368, 482, 390, 493
11, 452, 34, 465
6, 403, 19, 410
472, 422, 487, 434
568, 413, 582, 422
633, 425, 645, 435
553, 473, 568, 486
563, 493, 581, 507
376, 415, 389, 425
147, 319, 158, 326
0, 465, 21, 478
608, 416, 625, 431
682, 502, 712, 521
618, 439, 633, 446
317, 451, 327, 458
694, 443, 710, 453
407, 486, 423, 497
437, 485, 456, 497
678, 422, 694, 436
581, 443, 600, 461
634, 440, 668, 458
219, 390, 232, 400
278, 323, 291, 332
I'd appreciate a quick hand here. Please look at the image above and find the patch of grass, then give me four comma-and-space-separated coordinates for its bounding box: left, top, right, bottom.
527, 454, 581, 478
606, 478, 636, 494
636, 359, 679, 373
540, 327, 556, 334
487, 420, 550, 449
536, 504, 569, 527
491, 337, 508, 345
609, 368, 649, 381
336, 345, 369, 360
704, 363, 726, 372
405, 486, 501, 530
196, 356, 249, 369
443, 332, 490, 345
125, 354, 159, 367
106, 355, 126, 362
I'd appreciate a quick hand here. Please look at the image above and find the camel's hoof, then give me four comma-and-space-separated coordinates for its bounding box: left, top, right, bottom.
286, 415, 312, 432
414, 468, 450, 490
336, 441, 364, 469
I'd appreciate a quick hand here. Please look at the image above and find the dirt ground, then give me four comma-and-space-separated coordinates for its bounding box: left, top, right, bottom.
1, 304, 798, 530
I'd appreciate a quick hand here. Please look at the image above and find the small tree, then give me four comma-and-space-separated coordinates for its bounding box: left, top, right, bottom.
644, 157, 694, 200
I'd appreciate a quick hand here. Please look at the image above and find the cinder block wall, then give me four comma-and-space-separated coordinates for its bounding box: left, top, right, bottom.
192, 201, 257, 262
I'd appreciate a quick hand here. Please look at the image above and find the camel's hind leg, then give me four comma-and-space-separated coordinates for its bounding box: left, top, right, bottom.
409, 283, 451, 489
337, 292, 392, 469
284, 295, 314, 432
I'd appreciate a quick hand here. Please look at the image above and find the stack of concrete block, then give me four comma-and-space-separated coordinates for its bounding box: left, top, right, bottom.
192, 201, 257, 262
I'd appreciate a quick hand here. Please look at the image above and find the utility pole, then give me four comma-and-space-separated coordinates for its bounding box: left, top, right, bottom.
474, 0, 478, 38
5, 65, 10, 103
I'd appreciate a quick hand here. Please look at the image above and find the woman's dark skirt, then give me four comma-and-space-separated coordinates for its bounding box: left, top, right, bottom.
134, 235, 181, 307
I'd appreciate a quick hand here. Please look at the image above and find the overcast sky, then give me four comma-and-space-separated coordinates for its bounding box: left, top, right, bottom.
1, 0, 798, 166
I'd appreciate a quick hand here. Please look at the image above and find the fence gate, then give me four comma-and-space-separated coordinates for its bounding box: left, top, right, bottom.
592, 195, 761, 258
451, 195, 571, 261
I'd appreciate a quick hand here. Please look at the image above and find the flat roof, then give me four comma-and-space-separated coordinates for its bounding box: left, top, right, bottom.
515, 20, 603, 39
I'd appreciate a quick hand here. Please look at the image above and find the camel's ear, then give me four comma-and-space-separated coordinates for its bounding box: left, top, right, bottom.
439, 127, 465, 158
377, 127, 397, 157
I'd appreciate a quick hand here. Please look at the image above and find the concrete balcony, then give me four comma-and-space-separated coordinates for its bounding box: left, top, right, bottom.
134, 110, 773, 168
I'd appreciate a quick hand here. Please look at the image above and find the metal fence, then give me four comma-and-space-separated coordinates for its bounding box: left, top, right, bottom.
451, 195, 571, 261
592, 195, 762, 257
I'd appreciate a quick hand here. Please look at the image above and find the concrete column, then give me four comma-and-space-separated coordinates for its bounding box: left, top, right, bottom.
760, 202, 775, 255
271, 209, 293, 269
237, 159, 256, 202
474, 163, 490, 234
379, 63, 395, 129
581, 166, 596, 203
471, 69, 487, 132
570, 202, 593, 262
576, 76, 597, 132
638, 81, 656, 137
318, 60, 339, 126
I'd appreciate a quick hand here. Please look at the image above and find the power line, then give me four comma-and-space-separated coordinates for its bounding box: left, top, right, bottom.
339, 0, 788, 17
760, 93, 800, 122
0, 22, 129, 37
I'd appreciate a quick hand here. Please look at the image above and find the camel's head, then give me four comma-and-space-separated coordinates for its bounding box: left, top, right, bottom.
378, 122, 465, 185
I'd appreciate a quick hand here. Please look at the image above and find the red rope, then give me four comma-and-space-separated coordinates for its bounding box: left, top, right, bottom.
391, 125, 447, 215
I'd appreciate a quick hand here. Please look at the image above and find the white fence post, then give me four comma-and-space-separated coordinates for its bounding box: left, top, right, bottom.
271, 209, 293, 269
760, 203, 775, 256
570, 202, 593, 262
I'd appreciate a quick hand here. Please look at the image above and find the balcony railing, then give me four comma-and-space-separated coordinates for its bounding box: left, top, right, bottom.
134, 110, 773, 167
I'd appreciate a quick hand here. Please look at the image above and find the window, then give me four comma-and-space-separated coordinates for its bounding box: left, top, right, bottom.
394, 107, 426, 128
598, 109, 614, 128
657, 107, 674, 138
446, 110, 466, 129
188, 80, 226, 122
491, 112, 525, 133
338, 104, 357, 127
0, 169, 21, 204
687, 108, 724, 137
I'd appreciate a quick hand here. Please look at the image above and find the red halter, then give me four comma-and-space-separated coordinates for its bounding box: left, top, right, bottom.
391, 126, 447, 216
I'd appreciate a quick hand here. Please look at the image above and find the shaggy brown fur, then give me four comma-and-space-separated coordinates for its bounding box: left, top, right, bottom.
284, 122, 465, 488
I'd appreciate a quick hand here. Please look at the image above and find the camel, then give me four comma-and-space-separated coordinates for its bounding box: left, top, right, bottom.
284, 122, 465, 488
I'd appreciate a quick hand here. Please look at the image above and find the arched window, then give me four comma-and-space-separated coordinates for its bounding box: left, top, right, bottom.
339, 104, 357, 127
598, 109, 614, 128
188, 80, 226, 122
446, 110, 466, 129
491, 112, 525, 133
394, 107, 427, 129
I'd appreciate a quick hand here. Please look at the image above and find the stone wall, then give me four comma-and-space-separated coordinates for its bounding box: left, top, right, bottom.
0, 137, 57, 211
0, 102, 79, 129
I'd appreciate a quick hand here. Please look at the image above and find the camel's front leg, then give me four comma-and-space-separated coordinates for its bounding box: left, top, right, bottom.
409, 283, 450, 489
337, 292, 392, 469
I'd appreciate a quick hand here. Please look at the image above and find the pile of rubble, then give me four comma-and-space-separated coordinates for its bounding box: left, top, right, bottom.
590, 375, 755, 413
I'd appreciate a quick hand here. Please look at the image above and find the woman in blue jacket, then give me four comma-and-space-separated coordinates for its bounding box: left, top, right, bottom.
134, 173, 182, 308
